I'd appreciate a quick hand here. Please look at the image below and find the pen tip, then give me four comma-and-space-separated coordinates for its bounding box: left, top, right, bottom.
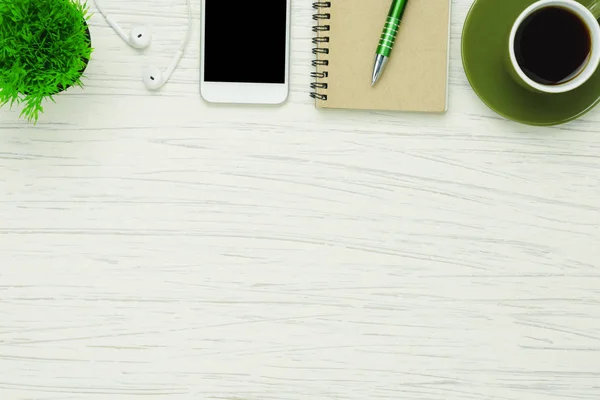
371, 71, 380, 86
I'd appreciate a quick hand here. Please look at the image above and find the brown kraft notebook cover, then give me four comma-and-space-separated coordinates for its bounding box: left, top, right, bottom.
311, 0, 451, 112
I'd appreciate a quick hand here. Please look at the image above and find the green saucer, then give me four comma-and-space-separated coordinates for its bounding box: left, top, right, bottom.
462, 0, 600, 126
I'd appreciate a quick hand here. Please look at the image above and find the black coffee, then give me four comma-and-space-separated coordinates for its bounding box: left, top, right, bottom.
515, 6, 591, 85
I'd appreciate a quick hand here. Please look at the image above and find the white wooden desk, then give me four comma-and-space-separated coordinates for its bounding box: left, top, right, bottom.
1, 1, 599, 399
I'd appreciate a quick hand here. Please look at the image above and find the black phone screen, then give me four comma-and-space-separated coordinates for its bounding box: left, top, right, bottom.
204, 0, 287, 84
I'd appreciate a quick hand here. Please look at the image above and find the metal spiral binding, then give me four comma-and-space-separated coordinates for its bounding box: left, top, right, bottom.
311, 1, 331, 101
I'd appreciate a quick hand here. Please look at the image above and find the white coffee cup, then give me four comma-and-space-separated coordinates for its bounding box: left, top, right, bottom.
508, 0, 600, 93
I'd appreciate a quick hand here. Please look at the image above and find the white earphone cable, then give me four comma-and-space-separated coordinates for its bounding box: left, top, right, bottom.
91, 0, 105, 16
180, 0, 193, 52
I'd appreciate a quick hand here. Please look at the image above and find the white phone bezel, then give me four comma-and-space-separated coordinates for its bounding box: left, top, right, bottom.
200, 0, 291, 104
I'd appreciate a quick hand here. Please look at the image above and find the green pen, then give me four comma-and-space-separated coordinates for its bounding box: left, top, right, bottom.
372, 0, 409, 86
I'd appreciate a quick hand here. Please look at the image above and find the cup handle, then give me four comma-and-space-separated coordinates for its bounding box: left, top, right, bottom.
579, 0, 600, 19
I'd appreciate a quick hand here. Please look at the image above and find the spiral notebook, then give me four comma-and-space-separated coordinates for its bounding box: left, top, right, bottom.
311, 0, 451, 113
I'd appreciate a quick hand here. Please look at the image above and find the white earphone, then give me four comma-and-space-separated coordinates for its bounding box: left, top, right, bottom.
92, 0, 192, 90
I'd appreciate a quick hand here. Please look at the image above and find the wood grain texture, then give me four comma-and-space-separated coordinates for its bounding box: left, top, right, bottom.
1, 1, 600, 399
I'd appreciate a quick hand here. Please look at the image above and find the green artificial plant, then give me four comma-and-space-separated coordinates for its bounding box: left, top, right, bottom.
0, 0, 93, 123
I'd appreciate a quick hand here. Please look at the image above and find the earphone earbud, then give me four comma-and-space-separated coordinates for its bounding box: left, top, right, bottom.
143, 66, 165, 90
93, 0, 192, 91
143, 50, 184, 90
105, 16, 151, 49
128, 26, 152, 49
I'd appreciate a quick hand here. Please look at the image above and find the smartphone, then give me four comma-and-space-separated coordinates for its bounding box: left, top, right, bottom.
200, 0, 291, 104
